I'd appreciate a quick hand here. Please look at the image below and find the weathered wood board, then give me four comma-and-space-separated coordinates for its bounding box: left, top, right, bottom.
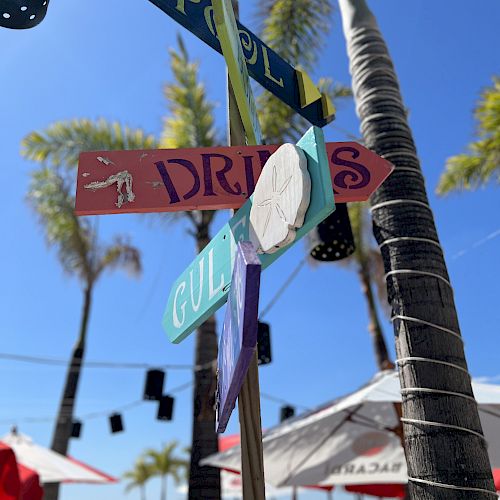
76, 142, 392, 215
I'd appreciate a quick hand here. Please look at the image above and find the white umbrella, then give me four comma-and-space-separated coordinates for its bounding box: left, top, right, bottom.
1, 430, 117, 484
201, 371, 500, 492
177, 470, 295, 499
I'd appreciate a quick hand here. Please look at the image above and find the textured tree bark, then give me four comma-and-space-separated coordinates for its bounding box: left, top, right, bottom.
338, 1, 496, 498
44, 284, 92, 500
188, 220, 221, 500
358, 263, 392, 370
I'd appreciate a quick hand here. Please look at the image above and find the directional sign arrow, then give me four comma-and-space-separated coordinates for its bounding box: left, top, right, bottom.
146, 0, 332, 127
76, 142, 393, 216
163, 126, 334, 344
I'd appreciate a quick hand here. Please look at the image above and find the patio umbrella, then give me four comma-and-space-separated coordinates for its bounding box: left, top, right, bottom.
0, 443, 43, 500
1, 429, 117, 484
201, 371, 500, 494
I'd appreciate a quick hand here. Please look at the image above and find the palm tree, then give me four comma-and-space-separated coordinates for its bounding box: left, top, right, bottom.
124, 458, 154, 500
256, 1, 391, 370
160, 36, 221, 500
345, 202, 392, 369
21, 37, 222, 499
337, 0, 495, 497
257, 0, 352, 144
143, 441, 188, 500
22, 131, 143, 500
437, 76, 500, 194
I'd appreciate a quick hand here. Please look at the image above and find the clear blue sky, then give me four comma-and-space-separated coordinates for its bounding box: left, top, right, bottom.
1, 1, 499, 499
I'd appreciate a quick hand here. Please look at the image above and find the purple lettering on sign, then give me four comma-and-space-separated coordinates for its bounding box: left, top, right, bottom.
332, 146, 371, 190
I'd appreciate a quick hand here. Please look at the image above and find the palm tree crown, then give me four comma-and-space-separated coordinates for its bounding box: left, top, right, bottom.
437, 76, 500, 194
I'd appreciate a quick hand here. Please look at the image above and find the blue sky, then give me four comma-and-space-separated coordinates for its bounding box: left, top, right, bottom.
0, 1, 499, 499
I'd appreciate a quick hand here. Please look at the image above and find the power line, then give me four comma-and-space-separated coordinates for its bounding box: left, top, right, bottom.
259, 257, 307, 319
0, 352, 213, 372
451, 227, 500, 260
0, 380, 195, 425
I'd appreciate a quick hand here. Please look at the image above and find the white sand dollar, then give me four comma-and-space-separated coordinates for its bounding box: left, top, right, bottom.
249, 143, 311, 254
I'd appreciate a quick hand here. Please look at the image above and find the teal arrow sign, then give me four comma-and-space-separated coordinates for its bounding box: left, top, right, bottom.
163, 126, 335, 344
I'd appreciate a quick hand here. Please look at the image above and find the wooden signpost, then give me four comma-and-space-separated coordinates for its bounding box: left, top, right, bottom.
216, 241, 261, 433
75, 142, 393, 215
73, 2, 395, 498
163, 126, 334, 344
146, 0, 334, 127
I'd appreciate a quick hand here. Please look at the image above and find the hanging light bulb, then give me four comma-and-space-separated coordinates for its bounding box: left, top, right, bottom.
280, 405, 295, 422
71, 421, 82, 438
309, 203, 355, 262
157, 395, 175, 421
143, 369, 165, 401
0, 0, 50, 29
257, 321, 272, 365
109, 413, 124, 434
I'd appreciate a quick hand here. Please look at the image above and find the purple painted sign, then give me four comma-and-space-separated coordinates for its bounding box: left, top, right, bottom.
216, 241, 261, 433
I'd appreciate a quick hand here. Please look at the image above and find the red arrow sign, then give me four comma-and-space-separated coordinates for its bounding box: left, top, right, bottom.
75, 142, 393, 216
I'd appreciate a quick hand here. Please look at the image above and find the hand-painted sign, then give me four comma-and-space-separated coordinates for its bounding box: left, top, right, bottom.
146, 0, 333, 127
216, 241, 261, 433
163, 126, 334, 344
76, 142, 392, 215
212, 0, 262, 145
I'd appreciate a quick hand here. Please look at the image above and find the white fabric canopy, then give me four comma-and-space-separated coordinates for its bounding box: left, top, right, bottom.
201, 371, 500, 489
1, 431, 116, 484
177, 470, 295, 499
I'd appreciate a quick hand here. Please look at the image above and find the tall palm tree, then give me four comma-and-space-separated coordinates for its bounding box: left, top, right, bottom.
256, 1, 391, 369
345, 202, 392, 369
143, 441, 188, 500
21, 37, 222, 499
22, 129, 143, 500
124, 458, 154, 500
337, 0, 496, 497
160, 36, 221, 500
257, 0, 352, 144
437, 76, 500, 194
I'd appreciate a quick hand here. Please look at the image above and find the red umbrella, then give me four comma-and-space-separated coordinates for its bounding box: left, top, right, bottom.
18, 465, 43, 500
0, 443, 19, 500
0, 443, 42, 500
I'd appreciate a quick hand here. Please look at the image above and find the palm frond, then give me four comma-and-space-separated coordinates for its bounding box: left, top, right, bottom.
94, 237, 142, 280
437, 76, 500, 194
257, 0, 332, 70
159, 35, 219, 230
161, 34, 218, 149
22, 118, 158, 170
28, 166, 93, 281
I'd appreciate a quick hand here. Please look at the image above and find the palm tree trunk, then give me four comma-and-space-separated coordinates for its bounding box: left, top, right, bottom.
188, 217, 221, 500
161, 474, 167, 500
338, 0, 496, 498
358, 262, 392, 370
44, 284, 93, 500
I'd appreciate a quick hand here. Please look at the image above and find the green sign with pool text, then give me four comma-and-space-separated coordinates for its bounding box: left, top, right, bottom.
163, 126, 335, 343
